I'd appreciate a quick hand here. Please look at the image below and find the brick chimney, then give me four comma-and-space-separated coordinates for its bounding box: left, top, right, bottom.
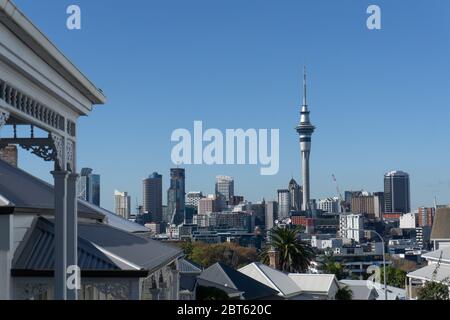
268, 248, 279, 269
0, 145, 18, 167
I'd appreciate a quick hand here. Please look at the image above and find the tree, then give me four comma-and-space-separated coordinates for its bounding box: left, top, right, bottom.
380, 266, 407, 289
335, 286, 353, 300
260, 226, 314, 273
321, 254, 346, 280
417, 282, 449, 300
180, 241, 258, 269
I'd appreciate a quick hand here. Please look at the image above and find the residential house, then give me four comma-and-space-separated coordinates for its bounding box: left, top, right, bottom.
0, 160, 184, 300
196, 262, 280, 300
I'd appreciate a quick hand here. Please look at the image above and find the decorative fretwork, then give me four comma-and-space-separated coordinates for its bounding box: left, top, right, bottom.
91, 282, 131, 300
0, 107, 9, 129
15, 133, 65, 170
16, 282, 51, 300
66, 139, 75, 172
0, 78, 65, 132
51, 133, 64, 170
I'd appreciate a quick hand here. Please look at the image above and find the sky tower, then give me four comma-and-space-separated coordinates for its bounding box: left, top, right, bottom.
296, 67, 316, 211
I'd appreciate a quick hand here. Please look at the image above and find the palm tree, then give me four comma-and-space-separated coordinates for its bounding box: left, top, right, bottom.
261, 226, 314, 273
335, 286, 353, 300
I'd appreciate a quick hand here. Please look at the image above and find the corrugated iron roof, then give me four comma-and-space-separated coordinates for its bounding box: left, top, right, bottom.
12, 217, 183, 275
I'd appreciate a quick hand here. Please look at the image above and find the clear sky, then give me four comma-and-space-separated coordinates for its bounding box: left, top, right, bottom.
11, 0, 450, 212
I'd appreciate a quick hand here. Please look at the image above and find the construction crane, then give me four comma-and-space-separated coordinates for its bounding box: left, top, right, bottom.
332, 174, 350, 213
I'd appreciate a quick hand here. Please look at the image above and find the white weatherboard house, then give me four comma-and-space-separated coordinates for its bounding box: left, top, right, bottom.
0, 160, 184, 300
0, 0, 184, 300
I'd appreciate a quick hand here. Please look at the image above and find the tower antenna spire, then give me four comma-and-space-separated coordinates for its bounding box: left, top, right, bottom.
303, 66, 307, 107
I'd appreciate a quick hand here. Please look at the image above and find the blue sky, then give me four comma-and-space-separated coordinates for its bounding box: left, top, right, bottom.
12, 0, 450, 211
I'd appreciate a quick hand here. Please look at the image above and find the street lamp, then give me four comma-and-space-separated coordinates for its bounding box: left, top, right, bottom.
343, 228, 387, 301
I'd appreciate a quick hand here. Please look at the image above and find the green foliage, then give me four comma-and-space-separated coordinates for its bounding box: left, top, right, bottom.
417, 281, 449, 300
380, 266, 407, 289
335, 286, 353, 300
321, 254, 346, 280
196, 286, 230, 301
181, 241, 258, 269
260, 226, 314, 273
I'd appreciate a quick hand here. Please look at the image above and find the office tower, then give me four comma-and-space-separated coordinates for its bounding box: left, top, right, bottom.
198, 196, 216, 215
0, 144, 17, 167
288, 178, 302, 211
296, 67, 316, 211
186, 191, 204, 207
77, 168, 100, 206
251, 200, 266, 228
143, 172, 163, 223
265, 201, 278, 231
418, 207, 435, 227
373, 192, 385, 219
167, 168, 186, 225
384, 171, 411, 214
114, 190, 131, 219
277, 189, 291, 220
215, 176, 234, 210
317, 197, 340, 213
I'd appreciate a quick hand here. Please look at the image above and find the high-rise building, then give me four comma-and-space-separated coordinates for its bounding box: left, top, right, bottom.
143, 172, 163, 223
251, 200, 266, 228
167, 168, 186, 225
296, 68, 316, 211
317, 197, 340, 213
288, 178, 302, 211
215, 176, 234, 210
198, 196, 216, 215
265, 201, 278, 231
384, 171, 410, 214
114, 190, 131, 219
418, 207, 435, 227
0, 144, 17, 167
277, 189, 290, 221
77, 168, 100, 206
186, 191, 204, 207
350, 192, 384, 219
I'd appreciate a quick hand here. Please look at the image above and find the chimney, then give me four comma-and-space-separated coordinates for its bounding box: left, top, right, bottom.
268, 248, 279, 269
0, 145, 18, 167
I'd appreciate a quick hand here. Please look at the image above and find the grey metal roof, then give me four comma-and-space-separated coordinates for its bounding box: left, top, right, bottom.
0, 159, 98, 216
12, 217, 183, 274
13, 217, 122, 272
77, 221, 183, 272
179, 259, 203, 274
238, 262, 303, 298
198, 263, 279, 300
407, 263, 450, 283
431, 208, 450, 240
422, 247, 450, 262
79, 199, 150, 234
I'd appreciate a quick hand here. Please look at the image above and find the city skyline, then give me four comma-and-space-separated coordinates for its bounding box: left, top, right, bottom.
12, 0, 450, 211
